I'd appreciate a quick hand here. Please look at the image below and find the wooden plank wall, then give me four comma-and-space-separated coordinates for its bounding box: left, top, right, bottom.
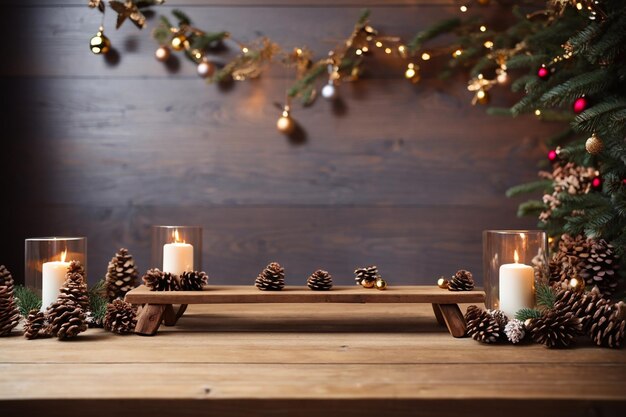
0, 0, 560, 286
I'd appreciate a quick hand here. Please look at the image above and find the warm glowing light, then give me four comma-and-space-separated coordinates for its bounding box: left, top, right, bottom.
484, 40, 494, 49
405, 63, 417, 79
460, 5, 468, 12
576, 2, 583, 10
476, 90, 486, 99
570, 277, 579, 288
375, 41, 383, 48
173, 229, 184, 244
514, 250, 519, 264
398, 45, 405, 53
480, 25, 487, 32
534, 109, 542, 116
421, 52, 431, 61
60, 249, 67, 263
241, 47, 249, 54
362, 46, 369, 52
355, 49, 363, 55
384, 47, 392, 54
295, 48, 303, 55
497, 72, 508, 84
453, 49, 463, 57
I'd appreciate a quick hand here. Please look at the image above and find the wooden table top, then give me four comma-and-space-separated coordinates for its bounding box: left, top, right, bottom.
1, 303, 625, 417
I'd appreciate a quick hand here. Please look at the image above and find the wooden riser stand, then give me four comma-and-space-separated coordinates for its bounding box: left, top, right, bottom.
125, 285, 485, 337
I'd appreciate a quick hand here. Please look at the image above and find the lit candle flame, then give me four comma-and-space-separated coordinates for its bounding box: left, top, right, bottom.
60, 249, 67, 263
514, 250, 519, 264
173, 229, 184, 244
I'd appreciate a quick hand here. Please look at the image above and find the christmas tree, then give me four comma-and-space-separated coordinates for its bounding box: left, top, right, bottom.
409, 0, 625, 298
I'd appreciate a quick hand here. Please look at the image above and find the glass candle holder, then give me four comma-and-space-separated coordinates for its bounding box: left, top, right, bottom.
151, 226, 202, 275
25, 237, 87, 311
482, 230, 547, 318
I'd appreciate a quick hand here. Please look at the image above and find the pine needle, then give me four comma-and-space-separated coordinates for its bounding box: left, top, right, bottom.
515, 308, 542, 321
535, 284, 556, 310
13, 285, 42, 316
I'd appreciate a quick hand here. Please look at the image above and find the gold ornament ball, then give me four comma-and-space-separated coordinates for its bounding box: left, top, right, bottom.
437, 277, 449, 289
277, 111, 295, 135
171, 35, 188, 51
361, 279, 375, 289
585, 133, 604, 155
375, 278, 387, 290
197, 60, 215, 78
90, 31, 111, 55
155, 46, 171, 62
476, 90, 490, 105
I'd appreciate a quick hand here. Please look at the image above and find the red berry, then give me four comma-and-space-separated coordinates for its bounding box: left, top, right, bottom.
548, 150, 558, 161
592, 177, 602, 188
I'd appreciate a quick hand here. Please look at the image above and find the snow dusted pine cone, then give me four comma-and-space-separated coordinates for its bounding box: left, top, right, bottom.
448, 270, 475, 291
58, 271, 89, 312
465, 305, 501, 343
46, 299, 87, 340
504, 319, 526, 344
354, 266, 379, 287
0, 265, 20, 337
23, 309, 50, 340
255, 262, 285, 291
527, 309, 582, 348
142, 268, 180, 291
179, 270, 209, 291
103, 299, 137, 335
105, 248, 138, 301
307, 270, 333, 291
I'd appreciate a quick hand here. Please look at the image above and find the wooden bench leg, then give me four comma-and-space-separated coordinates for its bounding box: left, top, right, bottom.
135, 304, 166, 336
176, 304, 188, 321
432, 303, 446, 326
434, 303, 467, 338
163, 304, 177, 326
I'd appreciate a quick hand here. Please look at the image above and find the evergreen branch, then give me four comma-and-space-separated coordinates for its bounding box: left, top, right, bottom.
408, 18, 461, 52
506, 180, 552, 197
573, 97, 626, 133
13, 285, 41, 316
515, 308, 542, 321
190, 31, 229, 51
539, 69, 614, 107
486, 107, 513, 116
536, 284, 556, 310
172, 9, 192, 26
517, 199, 546, 217
88, 279, 108, 322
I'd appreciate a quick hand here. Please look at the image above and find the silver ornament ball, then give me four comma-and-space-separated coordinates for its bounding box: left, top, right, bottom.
197, 60, 215, 78
321, 82, 338, 100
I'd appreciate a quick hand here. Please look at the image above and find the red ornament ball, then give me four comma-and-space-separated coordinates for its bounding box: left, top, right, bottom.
573, 97, 589, 114
537, 66, 550, 80
548, 149, 558, 161
592, 176, 602, 189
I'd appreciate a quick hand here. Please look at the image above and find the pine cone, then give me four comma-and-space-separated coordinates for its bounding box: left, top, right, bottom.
448, 270, 475, 291
142, 268, 180, 291
67, 260, 85, 279
105, 248, 138, 301
58, 272, 89, 311
180, 270, 209, 291
465, 305, 500, 343
527, 309, 582, 348
504, 319, 526, 344
46, 299, 87, 339
255, 262, 285, 291
307, 270, 333, 291
0, 265, 20, 337
103, 300, 137, 334
548, 251, 582, 288
354, 266, 379, 286
488, 309, 509, 329
23, 309, 50, 340
554, 289, 607, 333
589, 307, 625, 348
579, 238, 619, 297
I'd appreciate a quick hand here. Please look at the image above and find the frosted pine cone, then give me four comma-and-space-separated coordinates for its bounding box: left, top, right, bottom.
23, 309, 50, 340
448, 270, 474, 291
504, 319, 526, 344
103, 300, 137, 335
307, 270, 333, 291
354, 266, 379, 286
142, 268, 180, 291
180, 270, 209, 291
255, 262, 285, 291
105, 248, 138, 301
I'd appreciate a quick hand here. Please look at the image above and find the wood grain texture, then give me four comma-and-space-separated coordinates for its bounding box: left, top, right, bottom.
125, 285, 485, 304
0, 304, 625, 417
0, 1, 559, 288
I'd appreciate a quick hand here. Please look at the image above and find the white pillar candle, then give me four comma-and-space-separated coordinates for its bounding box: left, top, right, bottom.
498, 250, 535, 319
41, 251, 69, 311
163, 229, 193, 275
